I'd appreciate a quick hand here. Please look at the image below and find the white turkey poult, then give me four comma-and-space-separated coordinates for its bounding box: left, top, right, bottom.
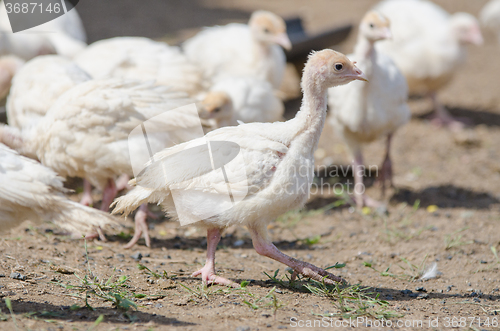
1, 79, 199, 246
198, 76, 284, 129
183, 10, 292, 89
0, 1, 87, 59
374, 0, 483, 130
0, 143, 115, 236
481, 0, 500, 43
328, 11, 410, 209
74, 37, 204, 96
112, 49, 368, 286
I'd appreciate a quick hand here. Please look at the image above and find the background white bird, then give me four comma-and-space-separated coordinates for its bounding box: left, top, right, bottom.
374, 0, 483, 129
74, 37, 204, 96
6, 55, 91, 132
0, 1, 87, 59
0, 143, 115, 236
328, 11, 410, 209
183, 10, 292, 89
112, 49, 367, 287
198, 76, 284, 128
481, 0, 500, 43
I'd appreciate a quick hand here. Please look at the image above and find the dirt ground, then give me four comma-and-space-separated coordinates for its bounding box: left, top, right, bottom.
1, 0, 500, 330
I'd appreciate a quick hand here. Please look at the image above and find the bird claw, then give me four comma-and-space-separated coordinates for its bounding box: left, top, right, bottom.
84, 226, 107, 242
123, 208, 151, 249
191, 266, 239, 288
296, 262, 345, 285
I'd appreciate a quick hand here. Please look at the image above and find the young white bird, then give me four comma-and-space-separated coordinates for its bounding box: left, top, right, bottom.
112, 49, 367, 286
7, 55, 91, 132
74, 37, 204, 96
198, 76, 284, 129
328, 11, 410, 208
0, 1, 87, 59
374, 0, 483, 129
0, 143, 115, 236
183, 10, 292, 89
481, 0, 500, 43
3, 79, 198, 244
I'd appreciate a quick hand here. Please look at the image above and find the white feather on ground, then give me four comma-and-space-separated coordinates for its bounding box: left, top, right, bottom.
0, 1, 87, 59
183, 11, 291, 89
481, 0, 500, 43
0, 143, 116, 235
7, 55, 91, 131
74, 37, 204, 96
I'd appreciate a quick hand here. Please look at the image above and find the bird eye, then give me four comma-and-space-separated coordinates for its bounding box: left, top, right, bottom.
369, 23, 374, 29
213, 107, 221, 113
334, 63, 343, 71
264, 28, 270, 34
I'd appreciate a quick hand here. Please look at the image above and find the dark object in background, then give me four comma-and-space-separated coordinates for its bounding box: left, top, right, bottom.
285, 17, 352, 64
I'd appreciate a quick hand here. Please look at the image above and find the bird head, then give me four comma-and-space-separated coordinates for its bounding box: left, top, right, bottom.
450, 12, 484, 45
249, 10, 292, 51
359, 11, 392, 42
302, 49, 368, 92
198, 91, 234, 125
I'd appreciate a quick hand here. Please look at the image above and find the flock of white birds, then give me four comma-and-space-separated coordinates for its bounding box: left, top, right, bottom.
0, 0, 497, 285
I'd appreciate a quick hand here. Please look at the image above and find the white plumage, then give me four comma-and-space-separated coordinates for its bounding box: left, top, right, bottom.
74, 37, 203, 96
183, 11, 291, 89
0, 55, 24, 99
7, 55, 91, 131
23, 79, 195, 191
328, 11, 410, 208
481, 0, 500, 43
112, 50, 368, 286
0, 1, 87, 59
374, 0, 483, 128
199, 76, 284, 128
0, 143, 115, 235
375, 0, 482, 94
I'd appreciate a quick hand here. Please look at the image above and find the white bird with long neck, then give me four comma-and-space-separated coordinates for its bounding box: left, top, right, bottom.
0, 143, 115, 236
183, 10, 292, 89
374, 0, 483, 130
112, 49, 367, 286
74, 37, 204, 96
328, 11, 410, 208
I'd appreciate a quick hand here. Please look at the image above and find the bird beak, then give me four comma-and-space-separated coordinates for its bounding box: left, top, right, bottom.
274, 33, 292, 51
382, 28, 392, 40
352, 66, 369, 82
468, 30, 484, 45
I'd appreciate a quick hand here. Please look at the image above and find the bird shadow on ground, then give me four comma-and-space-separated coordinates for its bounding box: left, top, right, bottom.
0, 299, 195, 326
414, 106, 500, 128
390, 185, 499, 210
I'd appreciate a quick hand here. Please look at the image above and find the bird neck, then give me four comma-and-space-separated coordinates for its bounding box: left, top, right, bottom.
354, 36, 376, 60
290, 80, 328, 152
